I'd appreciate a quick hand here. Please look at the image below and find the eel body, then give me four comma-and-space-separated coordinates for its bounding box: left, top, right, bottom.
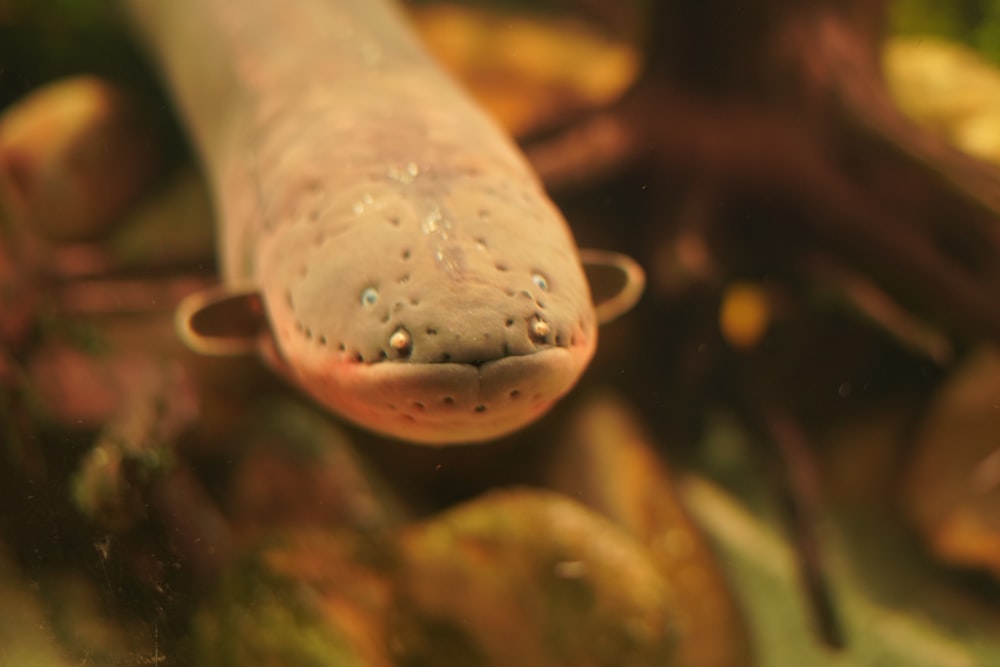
122, 0, 642, 444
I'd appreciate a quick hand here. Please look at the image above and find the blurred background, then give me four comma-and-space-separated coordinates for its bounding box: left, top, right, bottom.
2, 0, 1000, 665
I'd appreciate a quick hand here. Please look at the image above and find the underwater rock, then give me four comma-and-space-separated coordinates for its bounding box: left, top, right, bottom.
0, 76, 162, 242
545, 391, 754, 667
902, 347, 1000, 580
392, 488, 678, 667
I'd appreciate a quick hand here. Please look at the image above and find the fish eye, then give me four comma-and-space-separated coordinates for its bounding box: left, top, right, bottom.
361, 286, 379, 307
531, 273, 549, 291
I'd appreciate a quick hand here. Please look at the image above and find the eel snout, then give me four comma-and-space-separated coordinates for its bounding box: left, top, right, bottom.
265, 249, 599, 443
177, 248, 643, 445
287, 343, 594, 444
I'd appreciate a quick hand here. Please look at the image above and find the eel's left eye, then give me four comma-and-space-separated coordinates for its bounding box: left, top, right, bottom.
361, 286, 379, 307
531, 273, 549, 291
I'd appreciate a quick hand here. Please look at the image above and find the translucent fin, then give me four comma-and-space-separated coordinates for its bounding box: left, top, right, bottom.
174, 285, 266, 356
580, 249, 645, 324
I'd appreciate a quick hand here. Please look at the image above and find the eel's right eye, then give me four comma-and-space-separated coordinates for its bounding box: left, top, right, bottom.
361, 287, 379, 307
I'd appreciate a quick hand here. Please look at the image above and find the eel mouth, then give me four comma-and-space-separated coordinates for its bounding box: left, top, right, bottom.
282, 341, 594, 445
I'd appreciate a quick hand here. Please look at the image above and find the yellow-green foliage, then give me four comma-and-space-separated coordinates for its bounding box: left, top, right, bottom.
884, 36, 1000, 165
889, 0, 1000, 64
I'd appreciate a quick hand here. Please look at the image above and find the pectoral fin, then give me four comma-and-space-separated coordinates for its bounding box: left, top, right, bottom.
580, 249, 646, 325
175, 285, 267, 356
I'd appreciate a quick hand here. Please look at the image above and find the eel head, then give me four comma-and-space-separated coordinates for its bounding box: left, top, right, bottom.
178, 218, 643, 445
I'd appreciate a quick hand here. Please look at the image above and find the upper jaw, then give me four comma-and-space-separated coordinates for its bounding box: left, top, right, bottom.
284, 337, 596, 445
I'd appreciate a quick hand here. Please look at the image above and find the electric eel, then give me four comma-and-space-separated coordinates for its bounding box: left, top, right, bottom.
120, 0, 644, 444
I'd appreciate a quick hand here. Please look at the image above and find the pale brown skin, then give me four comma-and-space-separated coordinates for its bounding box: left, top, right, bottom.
124, 0, 642, 444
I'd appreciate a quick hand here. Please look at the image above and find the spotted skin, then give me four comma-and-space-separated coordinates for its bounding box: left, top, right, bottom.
125, 0, 636, 444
